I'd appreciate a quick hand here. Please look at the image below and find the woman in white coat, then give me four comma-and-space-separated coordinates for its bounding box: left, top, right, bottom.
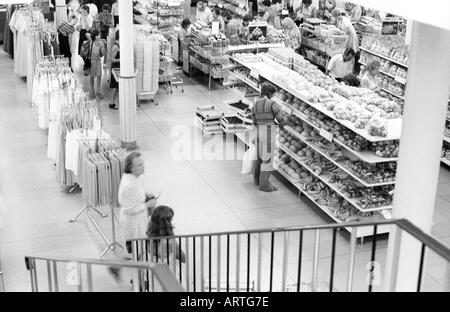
118, 152, 157, 253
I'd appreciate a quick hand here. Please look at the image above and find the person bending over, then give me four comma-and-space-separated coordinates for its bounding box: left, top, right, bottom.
326, 47, 355, 81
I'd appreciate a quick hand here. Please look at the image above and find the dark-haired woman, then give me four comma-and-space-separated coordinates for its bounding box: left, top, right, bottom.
109, 30, 120, 110
118, 152, 156, 251
88, 29, 105, 99
251, 82, 287, 192
147, 206, 186, 263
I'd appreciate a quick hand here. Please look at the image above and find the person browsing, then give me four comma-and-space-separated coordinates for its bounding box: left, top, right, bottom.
326, 47, 355, 80
196, 1, 213, 24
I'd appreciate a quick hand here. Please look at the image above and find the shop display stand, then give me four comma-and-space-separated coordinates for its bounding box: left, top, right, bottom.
69, 204, 123, 259
230, 53, 398, 239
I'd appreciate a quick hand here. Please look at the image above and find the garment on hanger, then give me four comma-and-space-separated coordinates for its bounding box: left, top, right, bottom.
3, 5, 16, 57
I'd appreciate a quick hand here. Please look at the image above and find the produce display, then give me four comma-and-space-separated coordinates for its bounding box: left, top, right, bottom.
347, 160, 396, 184
233, 67, 260, 89
232, 53, 263, 63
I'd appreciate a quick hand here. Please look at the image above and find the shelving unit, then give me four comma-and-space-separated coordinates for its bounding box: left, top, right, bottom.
208, 0, 249, 18
230, 51, 399, 238
359, 47, 408, 68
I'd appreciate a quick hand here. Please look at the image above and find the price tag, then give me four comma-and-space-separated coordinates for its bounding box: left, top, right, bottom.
395, 76, 406, 84
249, 69, 260, 79
319, 128, 333, 142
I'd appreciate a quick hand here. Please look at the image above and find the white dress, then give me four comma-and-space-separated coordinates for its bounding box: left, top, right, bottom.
118, 174, 149, 241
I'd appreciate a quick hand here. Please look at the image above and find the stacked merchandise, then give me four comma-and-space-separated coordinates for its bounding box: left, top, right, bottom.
301, 19, 347, 68
134, 0, 184, 37
354, 16, 381, 46
360, 34, 408, 102
134, 25, 161, 96
195, 105, 224, 136
208, 0, 249, 18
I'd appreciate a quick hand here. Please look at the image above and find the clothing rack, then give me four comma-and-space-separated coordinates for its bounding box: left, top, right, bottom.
69, 139, 127, 258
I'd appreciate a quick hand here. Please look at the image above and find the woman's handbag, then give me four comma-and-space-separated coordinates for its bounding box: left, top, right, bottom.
80, 40, 93, 69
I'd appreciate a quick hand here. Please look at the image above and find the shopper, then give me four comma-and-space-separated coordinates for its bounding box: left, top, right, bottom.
262, 0, 282, 29
118, 152, 157, 251
325, 47, 355, 80
281, 17, 301, 53
146, 206, 186, 263
98, 4, 113, 40
251, 82, 287, 192
341, 73, 360, 87
85, 0, 98, 18
347, 2, 362, 23
111, 0, 119, 26
77, 5, 93, 55
322, 0, 336, 21
295, 0, 317, 23
196, 1, 213, 24
360, 60, 381, 91
332, 8, 358, 52
109, 30, 120, 110
238, 14, 253, 42
57, 15, 78, 69
212, 8, 225, 30
88, 29, 105, 99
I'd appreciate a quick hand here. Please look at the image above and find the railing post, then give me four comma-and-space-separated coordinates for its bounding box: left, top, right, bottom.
282, 231, 289, 292
312, 230, 320, 292
257, 233, 263, 292
52, 261, 59, 292
86, 264, 93, 292
347, 227, 357, 292
200, 236, 205, 292
46, 260, 52, 292
32, 259, 39, 292
297, 230, 303, 292
444, 262, 450, 292
185, 237, 190, 292
132, 241, 140, 292
236, 234, 241, 292
384, 225, 403, 292
217, 235, 221, 292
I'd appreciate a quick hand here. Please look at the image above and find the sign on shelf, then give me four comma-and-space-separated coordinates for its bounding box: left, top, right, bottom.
319, 128, 333, 142
249, 69, 260, 79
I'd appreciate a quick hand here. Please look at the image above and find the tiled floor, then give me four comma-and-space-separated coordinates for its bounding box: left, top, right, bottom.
0, 47, 449, 292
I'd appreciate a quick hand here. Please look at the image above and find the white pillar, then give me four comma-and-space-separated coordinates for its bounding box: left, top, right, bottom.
54, 0, 67, 26
384, 22, 450, 291
118, 0, 137, 150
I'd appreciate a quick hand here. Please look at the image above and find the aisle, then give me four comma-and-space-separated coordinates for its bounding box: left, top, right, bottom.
0, 47, 449, 292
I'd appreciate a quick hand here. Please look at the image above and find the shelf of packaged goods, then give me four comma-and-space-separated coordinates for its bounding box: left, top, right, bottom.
359, 61, 406, 85
278, 144, 392, 212
190, 58, 210, 74
360, 47, 408, 69
231, 56, 402, 142
229, 71, 261, 92
225, 43, 285, 54
443, 136, 450, 144
442, 158, 450, 166
284, 126, 395, 188
273, 163, 390, 237
272, 97, 398, 164
381, 88, 404, 100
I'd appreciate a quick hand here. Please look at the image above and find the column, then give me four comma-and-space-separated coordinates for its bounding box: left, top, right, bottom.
118, 0, 137, 150
54, 0, 67, 26
384, 22, 450, 291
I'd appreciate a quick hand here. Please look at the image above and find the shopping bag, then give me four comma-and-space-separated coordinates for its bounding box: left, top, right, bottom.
241, 143, 257, 174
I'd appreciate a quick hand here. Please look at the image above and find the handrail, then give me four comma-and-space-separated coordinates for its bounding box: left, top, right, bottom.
24, 256, 185, 292
129, 218, 450, 262
394, 219, 450, 261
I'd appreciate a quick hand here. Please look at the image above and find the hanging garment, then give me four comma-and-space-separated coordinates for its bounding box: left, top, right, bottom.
3, 5, 16, 57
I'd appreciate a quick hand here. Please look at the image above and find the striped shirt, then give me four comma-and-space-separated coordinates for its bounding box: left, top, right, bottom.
252, 98, 285, 126
58, 22, 75, 37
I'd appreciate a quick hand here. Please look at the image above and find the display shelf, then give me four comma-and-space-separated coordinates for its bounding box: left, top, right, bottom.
229, 71, 261, 92
359, 61, 405, 84
272, 97, 398, 164
273, 163, 390, 237
278, 144, 392, 212
284, 126, 395, 187
381, 87, 404, 100
442, 158, 450, 166
231, 55, 402, 142
225, 43, 285, 54
360, 47, 408, 68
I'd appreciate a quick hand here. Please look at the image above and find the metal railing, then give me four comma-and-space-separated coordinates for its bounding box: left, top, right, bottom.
24, 256, 185, 292
129, 219, 450, 292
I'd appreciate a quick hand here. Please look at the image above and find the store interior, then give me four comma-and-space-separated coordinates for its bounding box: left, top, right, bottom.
0, 0, 449, 292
